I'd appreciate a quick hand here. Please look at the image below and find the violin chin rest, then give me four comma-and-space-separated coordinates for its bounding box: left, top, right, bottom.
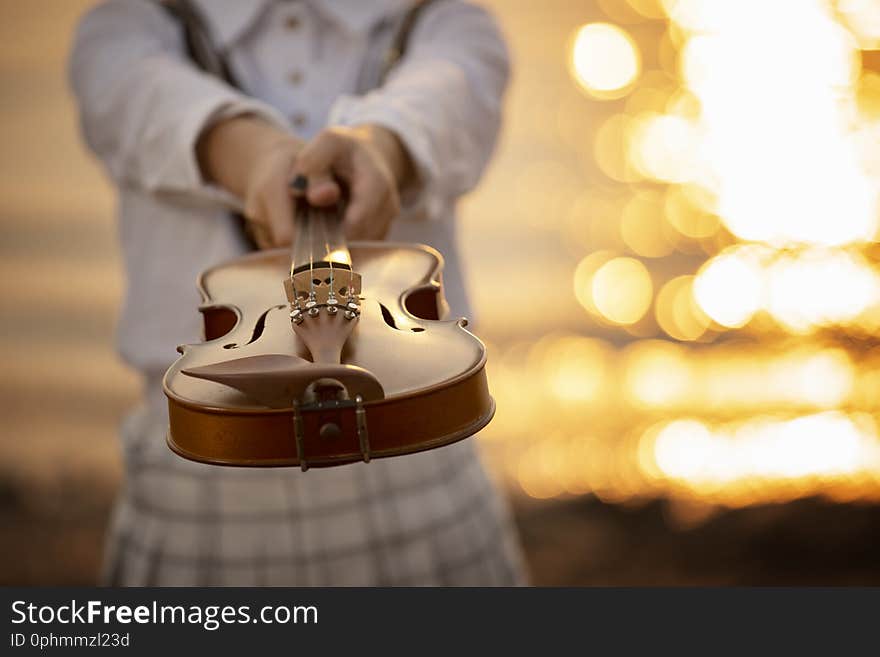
181, 354, 385, 408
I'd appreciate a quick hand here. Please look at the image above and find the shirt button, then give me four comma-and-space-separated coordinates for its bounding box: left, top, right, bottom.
292, 113, 307, 128
285, 15, 300, 30
288, 70, 303, 85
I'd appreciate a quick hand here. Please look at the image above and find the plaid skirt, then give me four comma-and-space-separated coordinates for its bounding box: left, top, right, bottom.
102, 385, 527, 586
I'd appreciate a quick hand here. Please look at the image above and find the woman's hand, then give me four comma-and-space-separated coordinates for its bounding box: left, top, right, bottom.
197, 115, 303, 248
197, 116, 413, 248
293, 125, 413, 240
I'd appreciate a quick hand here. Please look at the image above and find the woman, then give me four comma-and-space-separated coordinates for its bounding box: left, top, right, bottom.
69, 0, 525, 586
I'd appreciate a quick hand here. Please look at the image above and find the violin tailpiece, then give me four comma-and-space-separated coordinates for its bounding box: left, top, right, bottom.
290, 307, 359, 365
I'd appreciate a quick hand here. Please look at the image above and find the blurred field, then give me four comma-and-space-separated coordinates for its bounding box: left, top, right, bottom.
2, 0, 880, 585
0, 0, 132, 583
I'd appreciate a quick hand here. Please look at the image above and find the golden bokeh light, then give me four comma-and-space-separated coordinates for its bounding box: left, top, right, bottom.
765, 250, 880, 333
664, 87, 701, 120
789, 349, 856, 408
650, 412, 880, 488
838, 0, 880, 48
654, 275, 711, 341
483, 332, 878, 504
628, 112, 700, 183
693, 247, 763, 328
737, 348, 843, 410
856, 70, 880, 118
478, 0, 880, 512
591, 257, 654, 325
570, 23, 641, 99
691, 246, 880, 333
623, 339, 692, 407
621, 343, 857, 412
673, 2, 874, 248
593, 114, 642, 182
517, 439, 567, 500
625, 0, 666, 20
663, 185, 719, 240
573, 250, 617, 317
623, 82, 674, 116
529, 334, 611, 403
620, 190, 675, 258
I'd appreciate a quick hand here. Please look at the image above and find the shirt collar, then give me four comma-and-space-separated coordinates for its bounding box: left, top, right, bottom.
188, 0, 268, 48
312, 0, 414, 34
189, 0, 415, 49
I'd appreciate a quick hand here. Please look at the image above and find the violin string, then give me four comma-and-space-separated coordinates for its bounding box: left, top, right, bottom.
346, 203, 354, 300
308, 204, 315, 299
321, 206, 334, 298
290, 199, 305, 303
291, 199, 300, 300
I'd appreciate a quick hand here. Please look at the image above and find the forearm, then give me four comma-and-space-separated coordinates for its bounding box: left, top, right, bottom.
197, 115, 301, 199
197, 117, 411, 199
69, 1, 290, 198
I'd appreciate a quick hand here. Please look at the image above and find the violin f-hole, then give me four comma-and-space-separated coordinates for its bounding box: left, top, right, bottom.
200, 305, 237, 341
379, 302, 427, 333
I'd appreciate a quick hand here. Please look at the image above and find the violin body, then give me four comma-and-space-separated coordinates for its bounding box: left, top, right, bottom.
163, 241, 494, 469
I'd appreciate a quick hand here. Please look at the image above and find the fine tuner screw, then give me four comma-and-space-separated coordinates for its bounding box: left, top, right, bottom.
290, 294, 360, 322
291, 304, 358, 320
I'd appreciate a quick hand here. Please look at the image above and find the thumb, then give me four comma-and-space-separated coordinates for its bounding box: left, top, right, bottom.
293, 129, 349, 206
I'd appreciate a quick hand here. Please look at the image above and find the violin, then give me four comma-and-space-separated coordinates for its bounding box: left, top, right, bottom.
163, 200, 494, 469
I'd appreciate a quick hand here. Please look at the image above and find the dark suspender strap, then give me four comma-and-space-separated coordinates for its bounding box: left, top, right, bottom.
160, 0, 240, 88
161, 0, 441, 94
159, 0, 257, 248
381, 0, 441, 83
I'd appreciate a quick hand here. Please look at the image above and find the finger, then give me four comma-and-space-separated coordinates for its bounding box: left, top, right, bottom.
294, 129, 348, 177
345, 196, 393, 240
243, 192, 261, 223
368, 195, 396, 240
261, 180, 295, 246
343, 190, 382, 239
252, 222, 273, 250
243, 194, 272, 249
306, 175, 341, 206
344, 169, 396, 239
247, 209, 274, 249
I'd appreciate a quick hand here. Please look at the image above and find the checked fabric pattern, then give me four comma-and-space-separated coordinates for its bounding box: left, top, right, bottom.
102, 382, 527, 586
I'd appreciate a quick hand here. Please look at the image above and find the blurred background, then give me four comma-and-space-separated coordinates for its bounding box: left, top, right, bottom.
4, 0, 880, 584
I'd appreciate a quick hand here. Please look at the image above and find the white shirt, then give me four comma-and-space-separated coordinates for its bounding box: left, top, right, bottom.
69, 0, 509, 376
